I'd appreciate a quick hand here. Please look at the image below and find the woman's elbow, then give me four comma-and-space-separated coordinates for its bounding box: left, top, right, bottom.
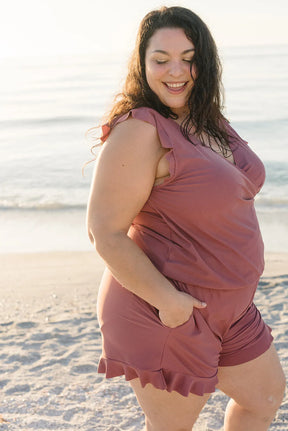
87, 222, 105, 251
87, 228, 95, 246
87, 222, 121, 256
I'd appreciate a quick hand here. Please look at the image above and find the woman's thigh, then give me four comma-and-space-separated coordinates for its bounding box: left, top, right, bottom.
216, 343, 286, 413
130, 379, 211, 431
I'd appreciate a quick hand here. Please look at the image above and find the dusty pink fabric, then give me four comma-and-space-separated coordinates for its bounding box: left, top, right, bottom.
97, 107, 273, 396
101, 107, 265, 291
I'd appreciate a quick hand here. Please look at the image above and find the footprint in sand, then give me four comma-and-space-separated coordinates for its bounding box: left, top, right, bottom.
70, 364, 98, 375
0, 380, 10, 389
30, 332, 53, 341
5, 352, 41, 365
16, 321, 38, 329
5, 384, 31, 395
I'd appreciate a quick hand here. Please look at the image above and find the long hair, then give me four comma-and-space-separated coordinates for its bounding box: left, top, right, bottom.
87, 6, 230, 157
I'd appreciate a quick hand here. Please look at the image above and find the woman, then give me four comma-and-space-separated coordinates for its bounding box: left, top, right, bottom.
86, 6, 285, 431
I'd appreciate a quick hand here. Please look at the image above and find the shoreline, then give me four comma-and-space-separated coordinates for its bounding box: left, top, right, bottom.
1, 206, 288, 254
1, 250, 287, 430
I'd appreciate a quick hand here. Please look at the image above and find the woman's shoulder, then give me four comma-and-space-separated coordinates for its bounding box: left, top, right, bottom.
100, 107, 163, 144
99, 108, 163, 159
116, 107, 164, 128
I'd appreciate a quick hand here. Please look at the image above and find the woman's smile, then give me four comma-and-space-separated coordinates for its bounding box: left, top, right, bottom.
164, 81, 188, 94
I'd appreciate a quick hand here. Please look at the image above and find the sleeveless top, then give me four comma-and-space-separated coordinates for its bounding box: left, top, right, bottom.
100, 107, 265, 291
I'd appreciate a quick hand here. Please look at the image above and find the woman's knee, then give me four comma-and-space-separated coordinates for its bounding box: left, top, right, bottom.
266, 368, 286, 411
238, 371, 286, 420
267, 371, 286, 411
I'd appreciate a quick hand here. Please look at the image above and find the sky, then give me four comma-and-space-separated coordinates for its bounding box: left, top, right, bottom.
0, 0, 288, 59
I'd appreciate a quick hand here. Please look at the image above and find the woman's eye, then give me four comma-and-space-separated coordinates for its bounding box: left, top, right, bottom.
154, 59, 193, 64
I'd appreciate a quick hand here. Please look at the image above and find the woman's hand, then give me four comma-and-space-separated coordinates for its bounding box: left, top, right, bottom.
158, 290, 207, 328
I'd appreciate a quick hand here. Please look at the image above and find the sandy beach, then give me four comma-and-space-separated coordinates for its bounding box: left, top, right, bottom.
0, 251, 287, 430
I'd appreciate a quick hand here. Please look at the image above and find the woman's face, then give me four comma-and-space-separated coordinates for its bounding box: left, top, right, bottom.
145, 27, 196, 118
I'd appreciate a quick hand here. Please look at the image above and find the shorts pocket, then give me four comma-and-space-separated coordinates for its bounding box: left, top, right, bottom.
158, 310, 195, 330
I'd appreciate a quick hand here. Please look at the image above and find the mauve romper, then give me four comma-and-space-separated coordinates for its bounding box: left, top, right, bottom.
96, 107, 273, 397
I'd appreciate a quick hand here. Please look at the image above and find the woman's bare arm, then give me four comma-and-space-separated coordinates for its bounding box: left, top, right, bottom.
86, 117, 205, 327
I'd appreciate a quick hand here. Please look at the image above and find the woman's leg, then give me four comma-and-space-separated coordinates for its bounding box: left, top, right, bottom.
130, 379, 211, 431
217, 344, 286, 431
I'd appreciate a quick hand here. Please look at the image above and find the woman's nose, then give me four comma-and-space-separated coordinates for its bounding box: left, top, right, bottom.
168, 61, 184, 77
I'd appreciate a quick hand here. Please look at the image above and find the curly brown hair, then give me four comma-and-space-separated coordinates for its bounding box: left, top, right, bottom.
87, 6, 230, 158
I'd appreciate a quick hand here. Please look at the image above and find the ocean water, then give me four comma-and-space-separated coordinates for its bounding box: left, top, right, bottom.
1, 45, 288, 253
